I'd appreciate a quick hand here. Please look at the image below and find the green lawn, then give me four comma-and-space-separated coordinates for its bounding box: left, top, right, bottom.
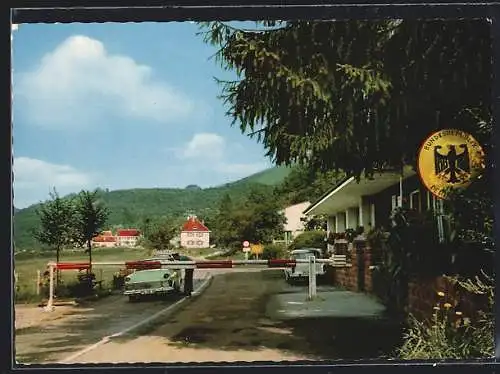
14, 246, 151, 304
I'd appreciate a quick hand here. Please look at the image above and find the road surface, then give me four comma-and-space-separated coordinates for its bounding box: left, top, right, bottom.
15, 272, 209, 364
16, 268, 402, 364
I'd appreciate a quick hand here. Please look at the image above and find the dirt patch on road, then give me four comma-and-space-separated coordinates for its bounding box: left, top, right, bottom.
15, 304, 76, 331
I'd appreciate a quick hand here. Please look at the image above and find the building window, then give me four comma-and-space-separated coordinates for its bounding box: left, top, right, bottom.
187, 240, 194, 245
196, 241, 203, 246
188, 232, 194, 237
196, 233, 203, 237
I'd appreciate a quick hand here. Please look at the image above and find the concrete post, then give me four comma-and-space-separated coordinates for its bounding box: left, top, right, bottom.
308, 255, 317, 300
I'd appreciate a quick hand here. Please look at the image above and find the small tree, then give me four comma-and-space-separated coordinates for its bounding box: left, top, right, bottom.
32, 188, 75, 282
73, 190, 109, 270
143, 217, 179, 251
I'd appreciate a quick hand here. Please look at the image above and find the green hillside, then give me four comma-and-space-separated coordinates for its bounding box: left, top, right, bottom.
13, 165, 295, 250
228, 164, 294, 186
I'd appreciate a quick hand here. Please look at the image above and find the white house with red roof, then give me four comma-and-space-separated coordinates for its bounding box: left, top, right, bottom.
180, 215, 210, 248
116, 228, 141, 247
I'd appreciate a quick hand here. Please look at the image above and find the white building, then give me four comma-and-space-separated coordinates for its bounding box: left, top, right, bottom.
180, 216, 210, 249
275, 201, 311, 245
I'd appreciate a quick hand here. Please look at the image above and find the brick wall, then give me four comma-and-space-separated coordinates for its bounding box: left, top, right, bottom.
408, 276, 490, 321
330, 240, 373, 293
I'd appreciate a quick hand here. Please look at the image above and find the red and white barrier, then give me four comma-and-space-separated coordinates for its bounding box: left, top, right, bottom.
44, 256, 349, 310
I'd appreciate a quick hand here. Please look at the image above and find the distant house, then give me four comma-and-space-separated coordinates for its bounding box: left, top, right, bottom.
116, 229, 141, 247
180, 215, 210, 249
274, 201, 311, 245
92, 230, 117, 248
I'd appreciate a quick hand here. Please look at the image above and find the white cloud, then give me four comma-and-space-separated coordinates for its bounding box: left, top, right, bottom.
177, 133, 226, 160
14, 35, 195, 129
174, 132, 267, 177
13, 157, 93, 207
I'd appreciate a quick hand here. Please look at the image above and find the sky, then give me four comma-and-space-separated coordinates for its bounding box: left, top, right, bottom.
11, 22, 274, 209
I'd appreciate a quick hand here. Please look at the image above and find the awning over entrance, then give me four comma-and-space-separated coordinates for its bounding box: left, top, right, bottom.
304, 166, 416, 216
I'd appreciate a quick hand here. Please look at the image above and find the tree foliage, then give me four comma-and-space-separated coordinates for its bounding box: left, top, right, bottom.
31, 188, 75, 263
141, 217, 180, 251
73, 190, 109, 267
210, 187, 286, 250
199, 20, 491, 178
288, 230, 326, 252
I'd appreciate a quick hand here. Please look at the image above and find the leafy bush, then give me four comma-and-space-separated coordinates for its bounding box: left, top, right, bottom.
262, 243, 287, 259
397, 273, 494, 359
288, 230, 326, 252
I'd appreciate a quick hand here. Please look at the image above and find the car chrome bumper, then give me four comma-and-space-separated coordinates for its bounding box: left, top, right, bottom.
123, 286, 174, 295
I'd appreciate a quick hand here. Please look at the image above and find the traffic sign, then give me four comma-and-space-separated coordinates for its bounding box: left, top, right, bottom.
250, 244, 264, 255
243, 240, 250, 248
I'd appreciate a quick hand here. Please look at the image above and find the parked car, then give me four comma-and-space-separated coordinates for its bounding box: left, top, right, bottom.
284, 248, 326, 284
123, 254, 187, 302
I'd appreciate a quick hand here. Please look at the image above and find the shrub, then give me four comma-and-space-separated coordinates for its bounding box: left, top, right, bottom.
396, 273, 494, 359
288, 230, 326, 252
262, 243, 287, 260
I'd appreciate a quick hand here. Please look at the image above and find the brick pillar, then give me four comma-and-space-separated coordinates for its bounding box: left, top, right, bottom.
348, 247, 358, 291
364, 247, 373, 292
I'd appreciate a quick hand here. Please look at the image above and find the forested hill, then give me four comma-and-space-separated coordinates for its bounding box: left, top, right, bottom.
13, 165, 295, 250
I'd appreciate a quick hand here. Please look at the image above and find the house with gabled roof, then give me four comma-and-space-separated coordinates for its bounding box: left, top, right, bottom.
180, 215, 211, 248
116, 228, 141, 247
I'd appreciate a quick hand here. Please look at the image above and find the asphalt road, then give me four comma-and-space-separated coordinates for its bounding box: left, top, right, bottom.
16, 268, 402, 364
54, 269, 401, 364
15, 274, 208, 364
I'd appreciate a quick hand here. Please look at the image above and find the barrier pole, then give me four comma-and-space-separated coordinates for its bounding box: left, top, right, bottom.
36, 270, 41, 295
44, 264, 55, 311
308, 255, 317, 300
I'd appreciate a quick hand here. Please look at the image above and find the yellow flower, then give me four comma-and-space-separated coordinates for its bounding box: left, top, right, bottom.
444, 303, 452, 309
463, 317, 471, 326
455, 311, 463, 316
437, 291, 445, 297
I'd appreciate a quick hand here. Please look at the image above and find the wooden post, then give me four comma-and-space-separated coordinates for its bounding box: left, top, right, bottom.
36, 270, 41, 295
99, 268, 104, 289
44, 265, 55, 311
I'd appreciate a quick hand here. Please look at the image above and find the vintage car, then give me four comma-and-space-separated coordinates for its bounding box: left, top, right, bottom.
123, 254, 187, 302
283, 248, 326, 283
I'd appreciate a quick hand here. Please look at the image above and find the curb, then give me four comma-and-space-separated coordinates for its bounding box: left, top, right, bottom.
60, 273, 213, 364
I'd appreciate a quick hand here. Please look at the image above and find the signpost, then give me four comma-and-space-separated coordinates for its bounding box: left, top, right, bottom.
242, 240, 250, 260
250, 243, 264, 260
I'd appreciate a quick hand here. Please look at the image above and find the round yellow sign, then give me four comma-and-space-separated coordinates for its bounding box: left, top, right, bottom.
417, 129, 486, 200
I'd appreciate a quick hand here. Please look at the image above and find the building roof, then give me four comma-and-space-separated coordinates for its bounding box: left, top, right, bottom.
303, 166, 416, 216
117, 229, 140, 237
181, 216, 210, 232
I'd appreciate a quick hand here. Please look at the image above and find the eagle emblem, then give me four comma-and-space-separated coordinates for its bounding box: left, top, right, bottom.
434, 144, 470, 184
418, 129, 485, 200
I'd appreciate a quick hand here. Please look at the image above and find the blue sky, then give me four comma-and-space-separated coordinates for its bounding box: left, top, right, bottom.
12, 22, 274, 209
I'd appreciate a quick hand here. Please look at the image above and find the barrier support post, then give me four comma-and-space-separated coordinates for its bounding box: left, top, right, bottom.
36, 270, 41, 295
308, 255, 317, 300
44, 264, 55, 312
